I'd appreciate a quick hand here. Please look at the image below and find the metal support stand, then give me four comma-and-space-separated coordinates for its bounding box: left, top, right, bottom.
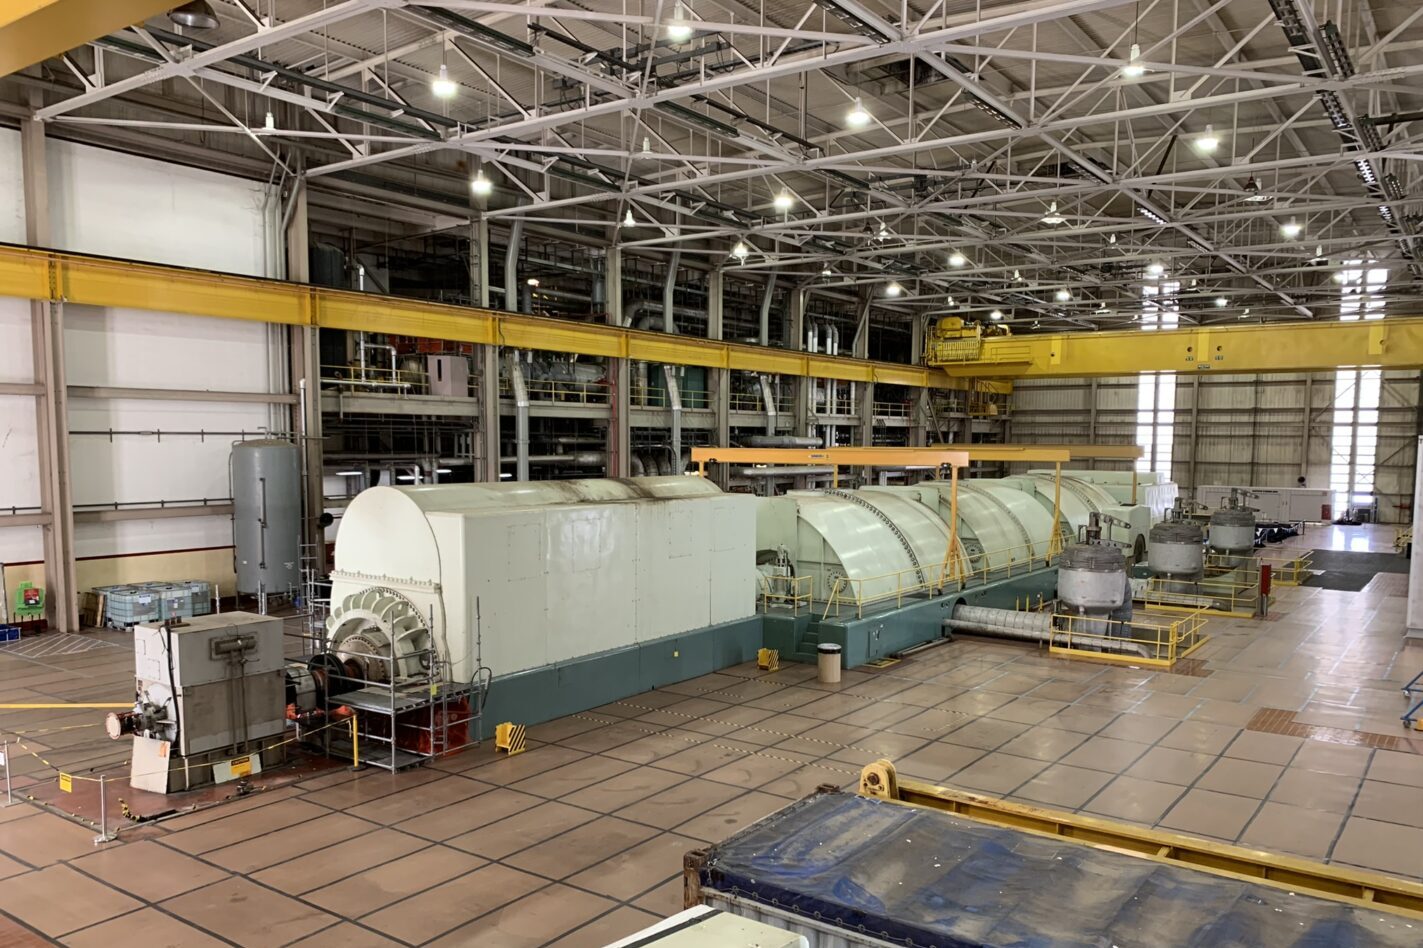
93, 774, 113, 844
2, 740, 12, 806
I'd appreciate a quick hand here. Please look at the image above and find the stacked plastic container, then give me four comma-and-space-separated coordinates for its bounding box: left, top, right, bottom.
95, 580, 213, 628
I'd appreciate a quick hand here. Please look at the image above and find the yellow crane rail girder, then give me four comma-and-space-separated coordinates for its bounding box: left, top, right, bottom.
0, 245, 1000, 392
690, 447, 972, 469
0, 0, 174, 76
930, 318, 1423, 378
859, 759, 1423, 921
930, 442, 1143, 461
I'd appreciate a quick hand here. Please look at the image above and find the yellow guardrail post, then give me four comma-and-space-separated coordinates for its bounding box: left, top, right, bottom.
349, 715, 360, 771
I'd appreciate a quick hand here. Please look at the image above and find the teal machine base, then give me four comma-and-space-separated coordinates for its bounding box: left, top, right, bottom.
477, 569, 1058, 732
481, 615, 764, 729
764, 569, 1059, 668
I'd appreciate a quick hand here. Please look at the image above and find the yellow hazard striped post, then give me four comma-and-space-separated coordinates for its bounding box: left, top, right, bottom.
495, 722, 526, 756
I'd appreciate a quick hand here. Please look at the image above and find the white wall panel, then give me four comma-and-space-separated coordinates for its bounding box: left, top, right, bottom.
0, 129, 22, 243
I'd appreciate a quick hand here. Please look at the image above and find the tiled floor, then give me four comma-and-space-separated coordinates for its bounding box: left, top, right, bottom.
1, 524, 1420, 946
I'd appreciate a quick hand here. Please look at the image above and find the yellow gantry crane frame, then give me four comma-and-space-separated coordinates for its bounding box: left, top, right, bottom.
0, 0, 175, 76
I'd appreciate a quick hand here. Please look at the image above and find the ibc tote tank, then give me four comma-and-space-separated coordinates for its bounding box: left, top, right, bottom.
231, 439, 302, 596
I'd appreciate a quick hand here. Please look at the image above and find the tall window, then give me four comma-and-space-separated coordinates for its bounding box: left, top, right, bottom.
1136, 282, 1178, 476
1330, 262, 1387, 509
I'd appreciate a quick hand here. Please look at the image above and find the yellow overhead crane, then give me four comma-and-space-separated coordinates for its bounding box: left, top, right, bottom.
0, 0, 175, 76
0, 245, 998, 393
924, 314, 1423, 379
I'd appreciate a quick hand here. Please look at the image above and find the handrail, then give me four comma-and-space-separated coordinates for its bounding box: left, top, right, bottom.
759, 573, 814, 614
1051, 609, 1209, 667
498, 376, 609, 404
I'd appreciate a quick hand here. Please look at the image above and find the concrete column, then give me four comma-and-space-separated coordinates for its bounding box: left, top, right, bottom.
605, 245, 630, 476
789, 285, 810, 437
707, 267, 730, 484
858, 382, 875, 447
909, 316, 929, 446
505, 219, 523, 313
852, 292, 871, 359
22, 111, 78, 632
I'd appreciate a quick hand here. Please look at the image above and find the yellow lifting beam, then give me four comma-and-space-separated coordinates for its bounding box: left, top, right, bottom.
0, 245, 998, 393
858, 759, 1423, 921
0, 0, 174, 77
930, 442, 1144, 461
928, 316, 1423, 379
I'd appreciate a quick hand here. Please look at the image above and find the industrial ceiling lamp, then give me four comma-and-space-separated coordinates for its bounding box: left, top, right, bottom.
1146, 261, 1165, 278
822, 265, 834, 276
169, 0, 219, 29
989, 309, 1004, 321
886, 282, 903, 297
1122, 43, 1145, 78
431, 63, 457, 99
948, 251, 967, 267
1012, 269, 1022, 281
526, 277, 540, 287
732, 240, 750, 260
773, 189, 794, 212
1054, 288, 1071, 302
1243, 176, 1268, 202
1240, 307, 1251, 319
1195, 124, 1219, 153
1280, 217, 1302, 239
667, 1, 694, 42
471, 169, 493, 196
263, 110, 275, 131
623, 208, 636, 227
1041, 202, 1066, 225
877, 221, 890, 241
1215, 295, 1227, 307
846, 98, 872, 129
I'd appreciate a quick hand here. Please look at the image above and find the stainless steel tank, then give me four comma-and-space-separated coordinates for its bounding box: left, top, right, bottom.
1208, 507, 1255, 554
1058, 542, 1128, 612
1148, 520, 1204, 578
231, 439, 302, 596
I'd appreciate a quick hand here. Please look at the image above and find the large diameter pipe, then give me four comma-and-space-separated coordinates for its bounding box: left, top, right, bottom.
759, 274, 777, 347
662, 251, 680, 334
663, 365, 682, 471
507, 357, 530, 481
743, 434, 821, 448
943, 604, 1150, 657
757, 374, 779, 436
505, 219, 524, 313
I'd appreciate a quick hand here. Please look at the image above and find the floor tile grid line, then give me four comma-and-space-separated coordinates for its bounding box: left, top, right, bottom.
1323, 756, 1377, 867
117, 731, 821, 946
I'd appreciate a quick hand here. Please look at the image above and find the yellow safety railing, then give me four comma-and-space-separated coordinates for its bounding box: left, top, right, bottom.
819, 535, 1067, 620
759, 573, 814, 614
873, 401, 913, 417
499, 376, 610, 403
630, 386, 711, 409
320, 363, 428, 392
1051, 609, 1210, 667
1255, 549, 1314, 586
1136, 572, 1262, 618
729, 392, 794, 413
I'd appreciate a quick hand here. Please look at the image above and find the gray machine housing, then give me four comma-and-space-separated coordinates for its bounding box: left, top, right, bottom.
131, 612, 287, 757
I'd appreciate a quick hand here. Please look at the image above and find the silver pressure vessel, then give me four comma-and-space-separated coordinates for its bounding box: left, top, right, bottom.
1058, 542, 1128, 612
1148, 520, 1205, 578
1208, 507, 1255, 554
231, 439, 302, 596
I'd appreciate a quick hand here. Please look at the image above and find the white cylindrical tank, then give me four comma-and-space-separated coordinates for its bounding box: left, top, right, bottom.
1209, 507, 1255, 554
1148, 520, 1204, 578
231, 439, 301, 596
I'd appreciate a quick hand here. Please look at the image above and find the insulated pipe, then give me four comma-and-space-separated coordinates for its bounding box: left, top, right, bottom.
943, 604, 1151, 657
758, 274, 777, 347
662, 251, 680, 334
737, 466, 834, 476
507, 357, 530, 481
742, 435, 821, 448
505, 219, 524, 313
500, 452, 606, 466
757, 374, 778, 436
663, 365, 683, 470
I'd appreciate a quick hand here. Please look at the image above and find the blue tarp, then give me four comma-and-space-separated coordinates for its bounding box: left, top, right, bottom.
699, 792, 1420, 947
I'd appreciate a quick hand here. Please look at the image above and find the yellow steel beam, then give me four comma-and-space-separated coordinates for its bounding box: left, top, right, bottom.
859, 760, 1423, 921
0, 245, 999, 392
0, 0, 172, 77
930, 318, 1423, 378
690, 447, 972, 469
931, 442, 1143, 461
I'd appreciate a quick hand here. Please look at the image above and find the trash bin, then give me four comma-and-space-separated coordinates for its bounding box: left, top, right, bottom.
817, 642, 842, 684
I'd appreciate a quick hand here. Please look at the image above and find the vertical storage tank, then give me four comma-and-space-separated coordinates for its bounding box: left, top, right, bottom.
231, 439, 302, 597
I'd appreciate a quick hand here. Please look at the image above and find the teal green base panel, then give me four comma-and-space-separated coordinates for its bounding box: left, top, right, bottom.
480, 615, 764, 729
773, 569, 1061, 669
